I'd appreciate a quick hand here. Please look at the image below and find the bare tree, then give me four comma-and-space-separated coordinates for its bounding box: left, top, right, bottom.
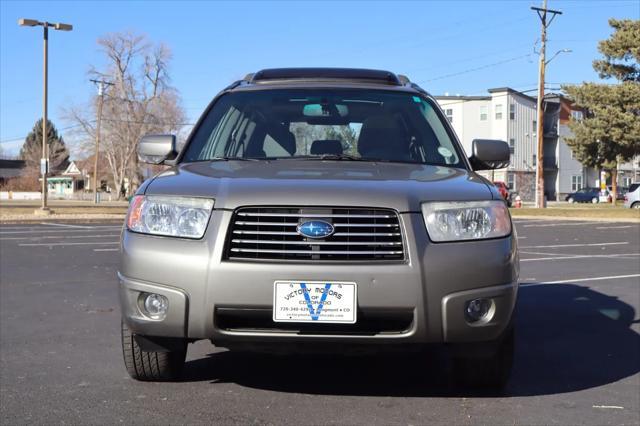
65, 32, 185, 199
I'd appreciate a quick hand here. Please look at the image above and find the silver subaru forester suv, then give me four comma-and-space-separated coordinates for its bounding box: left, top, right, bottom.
120, 68, 518, 388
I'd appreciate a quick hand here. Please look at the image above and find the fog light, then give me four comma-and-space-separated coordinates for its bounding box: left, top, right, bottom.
465, 298, 492, 323
142, 293, 168, 320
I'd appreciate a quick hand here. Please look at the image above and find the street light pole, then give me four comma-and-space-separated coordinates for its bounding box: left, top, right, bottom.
18, 18, 72, 213
42, 23, 48, 211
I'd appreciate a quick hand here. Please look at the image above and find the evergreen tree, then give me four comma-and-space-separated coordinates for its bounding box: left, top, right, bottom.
19, 118, 70, 172
562, 19, 640, 203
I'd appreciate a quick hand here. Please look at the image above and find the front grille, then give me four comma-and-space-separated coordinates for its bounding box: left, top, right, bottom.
225, 207, 405, 262
215, 308, 413, 335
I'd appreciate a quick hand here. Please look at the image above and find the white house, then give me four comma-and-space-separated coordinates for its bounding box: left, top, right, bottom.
46, 161, 88, 197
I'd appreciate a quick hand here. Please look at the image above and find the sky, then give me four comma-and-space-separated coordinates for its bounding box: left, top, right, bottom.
1, 0, 638, 158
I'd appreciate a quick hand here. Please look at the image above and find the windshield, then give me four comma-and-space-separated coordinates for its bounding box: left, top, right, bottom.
182, 89, 464, 167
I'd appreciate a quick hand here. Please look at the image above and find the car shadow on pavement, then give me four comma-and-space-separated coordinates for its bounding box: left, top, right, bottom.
181, 284, 639, 397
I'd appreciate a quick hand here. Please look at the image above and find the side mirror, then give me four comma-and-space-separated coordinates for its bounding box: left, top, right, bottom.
138, 134, 177, 165
469, 139, 510, 170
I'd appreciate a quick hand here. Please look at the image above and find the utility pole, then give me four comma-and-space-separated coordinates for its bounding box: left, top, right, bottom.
18, 19, 72, 213
89, 79, 113, 203
531, 1, 562, 208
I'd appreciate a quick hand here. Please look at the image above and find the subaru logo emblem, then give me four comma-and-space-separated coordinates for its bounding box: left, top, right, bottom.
297, 220, 334, 239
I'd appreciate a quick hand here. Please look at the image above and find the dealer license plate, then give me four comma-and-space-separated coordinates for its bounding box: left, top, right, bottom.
273, 281, 357, 323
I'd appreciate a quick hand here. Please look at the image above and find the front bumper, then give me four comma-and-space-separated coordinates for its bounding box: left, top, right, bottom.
119, 211, 519, 346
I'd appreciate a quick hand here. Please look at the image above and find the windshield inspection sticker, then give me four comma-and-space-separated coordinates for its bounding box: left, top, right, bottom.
273, 281, 357, 323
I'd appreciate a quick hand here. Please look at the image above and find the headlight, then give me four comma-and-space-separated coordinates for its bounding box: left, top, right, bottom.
127, 195, 214, 239
421, 201, 511, 242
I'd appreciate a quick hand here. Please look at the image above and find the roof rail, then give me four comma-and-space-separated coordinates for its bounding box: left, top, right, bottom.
397, 74, 410, 85
250, 68, 402, 85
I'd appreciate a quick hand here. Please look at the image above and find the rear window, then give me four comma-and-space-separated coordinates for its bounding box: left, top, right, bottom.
182, 89, 464, 167
629, 183, 640, 193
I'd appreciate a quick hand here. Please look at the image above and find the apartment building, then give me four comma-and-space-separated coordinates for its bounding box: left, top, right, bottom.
437, 88, 539, 200
435, 88, 639, 201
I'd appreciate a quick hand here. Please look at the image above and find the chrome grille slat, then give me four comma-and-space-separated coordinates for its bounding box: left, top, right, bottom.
235, 221, 299, 226
234, 221, 398, 228
236, 212, 394, 219
226, 207, 405, 262
334, 223, 399, 227
233, 230, 299, 235
232, 230, 400, 237
231, 239, 402, 246
230, 248, 404, 255
334, 232, 400, 236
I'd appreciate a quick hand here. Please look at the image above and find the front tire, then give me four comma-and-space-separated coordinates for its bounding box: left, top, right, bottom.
121, 321, 187, 381
567, 197, 574, 204
452, 327, 515, 389
591, 197, 599, 204
632, 202, 640, 209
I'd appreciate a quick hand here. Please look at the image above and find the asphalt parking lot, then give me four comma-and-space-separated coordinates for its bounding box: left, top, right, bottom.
0, 219, 638, 425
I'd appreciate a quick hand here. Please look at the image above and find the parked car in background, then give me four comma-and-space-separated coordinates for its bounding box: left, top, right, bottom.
493, 181, 511, 206
607, 186, 627, 202
565, 187, 602, 204
623, 183, 640, 209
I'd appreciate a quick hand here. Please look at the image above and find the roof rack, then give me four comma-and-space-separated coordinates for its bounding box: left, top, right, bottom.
249, 68, 403, 85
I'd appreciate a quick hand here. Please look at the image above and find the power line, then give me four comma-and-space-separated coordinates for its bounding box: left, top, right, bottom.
418, 54, 534, 83
0, 123, 87, 144
0, 119, 195, 145
407, 43, 535, 73
99, 118, 195, 126
410, 16, 532, 49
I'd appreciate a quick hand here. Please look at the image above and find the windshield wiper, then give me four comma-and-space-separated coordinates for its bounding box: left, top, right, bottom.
317, 154, 363, 161
284, 154, 365, 161
265, 155, 449, 165
208, 157, 263, 161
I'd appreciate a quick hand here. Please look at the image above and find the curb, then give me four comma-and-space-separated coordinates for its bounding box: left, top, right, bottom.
511, 214, 640, 223
0, 214, 125, 224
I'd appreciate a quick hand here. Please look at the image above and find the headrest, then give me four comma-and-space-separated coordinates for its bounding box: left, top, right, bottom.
358, 115, 410, 161
310, 140, 343, 155
281, 131, 296, 155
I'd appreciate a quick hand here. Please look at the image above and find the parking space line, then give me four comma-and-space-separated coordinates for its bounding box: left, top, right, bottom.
520, 250, 558, 256
520, 242, 628, 249
0, 228, 121, 235
93, 248, 119, 252
523, 222, 600, 228
41, 222, 94, 229
595, 225, 636, 230
522, 249, 638, 257
0, 226, 49, 230
523, 274, 640, 286
18, 241, 120, 247
521, 253, 640, 262
513, 219, 560, 224
1, 234, 120, 241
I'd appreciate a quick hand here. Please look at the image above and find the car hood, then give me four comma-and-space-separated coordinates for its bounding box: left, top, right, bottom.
143, 160, 495, 211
